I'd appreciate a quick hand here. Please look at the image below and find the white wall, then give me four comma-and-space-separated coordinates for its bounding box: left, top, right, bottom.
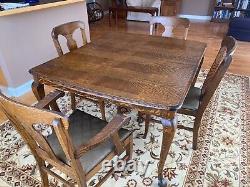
0, 1, 90, 94
180, 0, 215, 16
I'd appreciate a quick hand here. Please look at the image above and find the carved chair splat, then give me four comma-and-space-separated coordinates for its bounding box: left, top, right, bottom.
51, 21, 106, 121
149, 16, 190, 40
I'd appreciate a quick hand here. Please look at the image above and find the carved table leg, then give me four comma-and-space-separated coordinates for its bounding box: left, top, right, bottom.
32, 81, 45, 101
158, 116, 177, 187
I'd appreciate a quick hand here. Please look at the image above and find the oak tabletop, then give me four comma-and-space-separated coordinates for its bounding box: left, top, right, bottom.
30, 32, 207, 111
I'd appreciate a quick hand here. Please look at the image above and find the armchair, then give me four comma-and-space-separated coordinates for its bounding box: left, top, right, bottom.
0, 90, 133, 187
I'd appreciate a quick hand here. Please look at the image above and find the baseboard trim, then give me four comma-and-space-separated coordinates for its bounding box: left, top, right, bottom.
178, 14, 212, 21
1, 80, 33, 97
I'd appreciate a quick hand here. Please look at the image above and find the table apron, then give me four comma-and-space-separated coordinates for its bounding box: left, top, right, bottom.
33, 77, 177, 119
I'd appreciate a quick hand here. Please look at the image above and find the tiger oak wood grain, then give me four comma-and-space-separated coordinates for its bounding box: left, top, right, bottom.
30, 32, 207, 111
29, 32, 206, 183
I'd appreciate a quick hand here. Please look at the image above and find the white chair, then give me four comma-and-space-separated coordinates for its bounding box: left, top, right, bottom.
149, 16, 190, 40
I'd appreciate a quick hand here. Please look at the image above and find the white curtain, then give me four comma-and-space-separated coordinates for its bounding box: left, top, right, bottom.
126, 0, 161, 21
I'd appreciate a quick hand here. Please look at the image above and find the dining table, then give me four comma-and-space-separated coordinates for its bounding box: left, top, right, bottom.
29, 32, 207, 186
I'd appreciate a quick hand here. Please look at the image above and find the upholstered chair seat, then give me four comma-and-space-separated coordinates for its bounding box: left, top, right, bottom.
181, 87, 202, 111
47, 109, 132, 173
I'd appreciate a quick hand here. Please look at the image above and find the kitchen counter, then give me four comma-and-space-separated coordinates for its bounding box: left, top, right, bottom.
0, 0, 84, 16
0, 0, 90, 96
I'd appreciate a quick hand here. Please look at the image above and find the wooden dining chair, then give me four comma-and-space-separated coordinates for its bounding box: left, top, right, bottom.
0, 91, 133, 187
143, 36, 236, 150
51, 21, 106, 121
149, 16, 190, 40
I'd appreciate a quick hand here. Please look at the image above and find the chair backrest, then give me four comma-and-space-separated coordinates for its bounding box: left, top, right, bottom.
0, 93, 78, 178
202, 36, 236, 96
51, 21, 87, 56
149, 16, 190, 40
199, 47, 233, 114
221, 36, 237, 56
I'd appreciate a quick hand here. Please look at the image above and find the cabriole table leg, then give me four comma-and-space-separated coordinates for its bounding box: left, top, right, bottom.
158, 116, 177, 187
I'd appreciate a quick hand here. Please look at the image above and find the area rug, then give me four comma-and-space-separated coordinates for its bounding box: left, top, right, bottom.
0, 72, 249, 187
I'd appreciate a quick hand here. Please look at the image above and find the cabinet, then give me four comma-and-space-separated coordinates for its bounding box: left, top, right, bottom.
211, 0, 250, 22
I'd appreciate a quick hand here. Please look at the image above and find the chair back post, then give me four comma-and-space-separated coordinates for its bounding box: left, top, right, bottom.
199, 48, 233, 114
51, 21, 87, 56
149, 16, 190, 40
221, 36, 237, 57
179, 17, 190, 40
201, 36, 236, 98
149, 22, 155, 35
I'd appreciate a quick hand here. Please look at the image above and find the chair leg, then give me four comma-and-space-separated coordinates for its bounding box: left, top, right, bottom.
192, 116, 202, 150
74, 160, 88, 187
49, 100, 61, 112
70, 93, 76, 111
125, 135, 133, 160
143, 114, 151, 139
37, 160, 49, 187
98, 99, 106, 121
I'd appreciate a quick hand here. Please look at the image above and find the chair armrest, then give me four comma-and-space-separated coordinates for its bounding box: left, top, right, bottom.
75, 114, 131, 158
34, 90, 65, 109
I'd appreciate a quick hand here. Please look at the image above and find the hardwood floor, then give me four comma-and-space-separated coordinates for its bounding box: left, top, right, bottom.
0, 17, 249, 123
90, 17, 250, 76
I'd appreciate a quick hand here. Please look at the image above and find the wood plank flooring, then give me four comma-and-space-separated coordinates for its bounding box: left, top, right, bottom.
90, 18, 250, 76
